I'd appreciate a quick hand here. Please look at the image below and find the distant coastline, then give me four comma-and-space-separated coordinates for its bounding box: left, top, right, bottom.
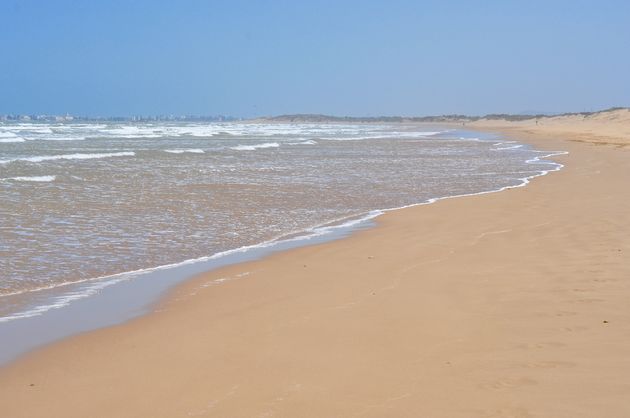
2, 107, 627, 124
253, 107, 629, 123
0, 114, 240, 123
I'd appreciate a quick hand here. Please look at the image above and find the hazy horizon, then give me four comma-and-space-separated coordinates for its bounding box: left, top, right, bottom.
4, 107, 627, 120
2, 0, 629, 118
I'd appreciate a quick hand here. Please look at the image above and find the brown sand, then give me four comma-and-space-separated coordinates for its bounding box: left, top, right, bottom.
1, 113, 630, 417
471, 108, 630, 148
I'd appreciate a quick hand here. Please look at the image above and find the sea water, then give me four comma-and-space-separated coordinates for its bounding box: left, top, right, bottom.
0, 121, 562, 326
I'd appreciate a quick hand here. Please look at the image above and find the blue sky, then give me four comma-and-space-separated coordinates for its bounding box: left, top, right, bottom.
1, 0, 629, 117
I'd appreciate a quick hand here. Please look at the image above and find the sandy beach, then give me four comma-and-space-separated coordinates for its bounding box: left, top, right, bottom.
1, 111, 630, 417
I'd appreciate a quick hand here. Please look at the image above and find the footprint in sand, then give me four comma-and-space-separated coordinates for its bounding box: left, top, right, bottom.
555, 310, 578, 317
592, 277, 618, 283
480, 407, 533, 418
570, 298, 605, 304
562, 325, 589, 332
572, 288, 595, 293
512, 341, 566, 350
535, 310, 577, 318
479, 377, 537, 390
518, 360, 576, 369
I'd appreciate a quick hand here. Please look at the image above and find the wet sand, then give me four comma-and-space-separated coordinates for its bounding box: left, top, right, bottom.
1, 115, 630, 417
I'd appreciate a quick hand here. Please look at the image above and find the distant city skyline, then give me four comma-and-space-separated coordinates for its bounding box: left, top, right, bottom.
1, 0, 629, 118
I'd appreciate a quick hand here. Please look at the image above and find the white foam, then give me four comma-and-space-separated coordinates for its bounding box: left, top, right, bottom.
164, 149, 205, 154
325, 130, 446, 141
408, 131, 443, 137
0, 137, 568, 324
175, 126, 222, 137
2, 176, 56, 183
492, 144, 524, 151
287, 139, 317, 145
101, 126, 162, 138
377, 150, 569, 215
0, 152, 135, 164
0, 123, 446, 143
6, 126, 55, 134
31, 136, 88, 141
230, 142, 280, 151
0, 276, 131, 323
0, 124, 95, 141
0, 131, 25, 142
0, 137, 25, 143
0, 209, 383, 322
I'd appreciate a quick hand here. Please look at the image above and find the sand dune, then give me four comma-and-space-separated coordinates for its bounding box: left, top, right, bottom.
472, 108, 630, 147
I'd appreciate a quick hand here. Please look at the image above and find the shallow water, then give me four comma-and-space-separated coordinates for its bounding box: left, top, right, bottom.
0, 122, 555, 322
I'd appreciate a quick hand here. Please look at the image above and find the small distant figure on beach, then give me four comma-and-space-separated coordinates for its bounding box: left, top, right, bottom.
536, 119, 538, 125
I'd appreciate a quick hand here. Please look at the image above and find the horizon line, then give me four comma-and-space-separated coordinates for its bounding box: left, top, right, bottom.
1, 106, 628, 122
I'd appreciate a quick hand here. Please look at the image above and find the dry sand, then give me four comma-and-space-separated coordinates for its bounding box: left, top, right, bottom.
471, 107, 630, 147
1, 111, 629, 417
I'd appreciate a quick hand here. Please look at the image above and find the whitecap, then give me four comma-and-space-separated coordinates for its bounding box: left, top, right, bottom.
0, 152, 135, 165
287, 140, 317, 145
2, 176, 56, 182
0, 131, 25, 142
325, 131, 445, 141
230, 142, 280, 151
164, 149, 205, 154
492, 144, 524, 151
0, 137, 25, 143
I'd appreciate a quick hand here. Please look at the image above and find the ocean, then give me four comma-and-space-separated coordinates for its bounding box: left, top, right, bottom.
0, 121, 562, 328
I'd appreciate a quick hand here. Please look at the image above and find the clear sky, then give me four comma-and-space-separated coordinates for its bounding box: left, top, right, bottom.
1, 0, 629, 117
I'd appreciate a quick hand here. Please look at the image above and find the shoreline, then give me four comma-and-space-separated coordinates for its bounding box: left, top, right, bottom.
1, 122, 630, 416
0, 129, 556, 365
0, 123, 461, 304
0, 212, 380, 366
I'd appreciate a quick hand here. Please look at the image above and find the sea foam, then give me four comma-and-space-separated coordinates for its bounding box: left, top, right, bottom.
2, 176, 56, 182
0, 124, 567, 333
288, 139, 317, 145
0, 152, 135, 164
0, 132, 25, 142
325, 131, 445, 141
164, 149, 205, 154
0, 137, 25, 143
230, 142, 280, 151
